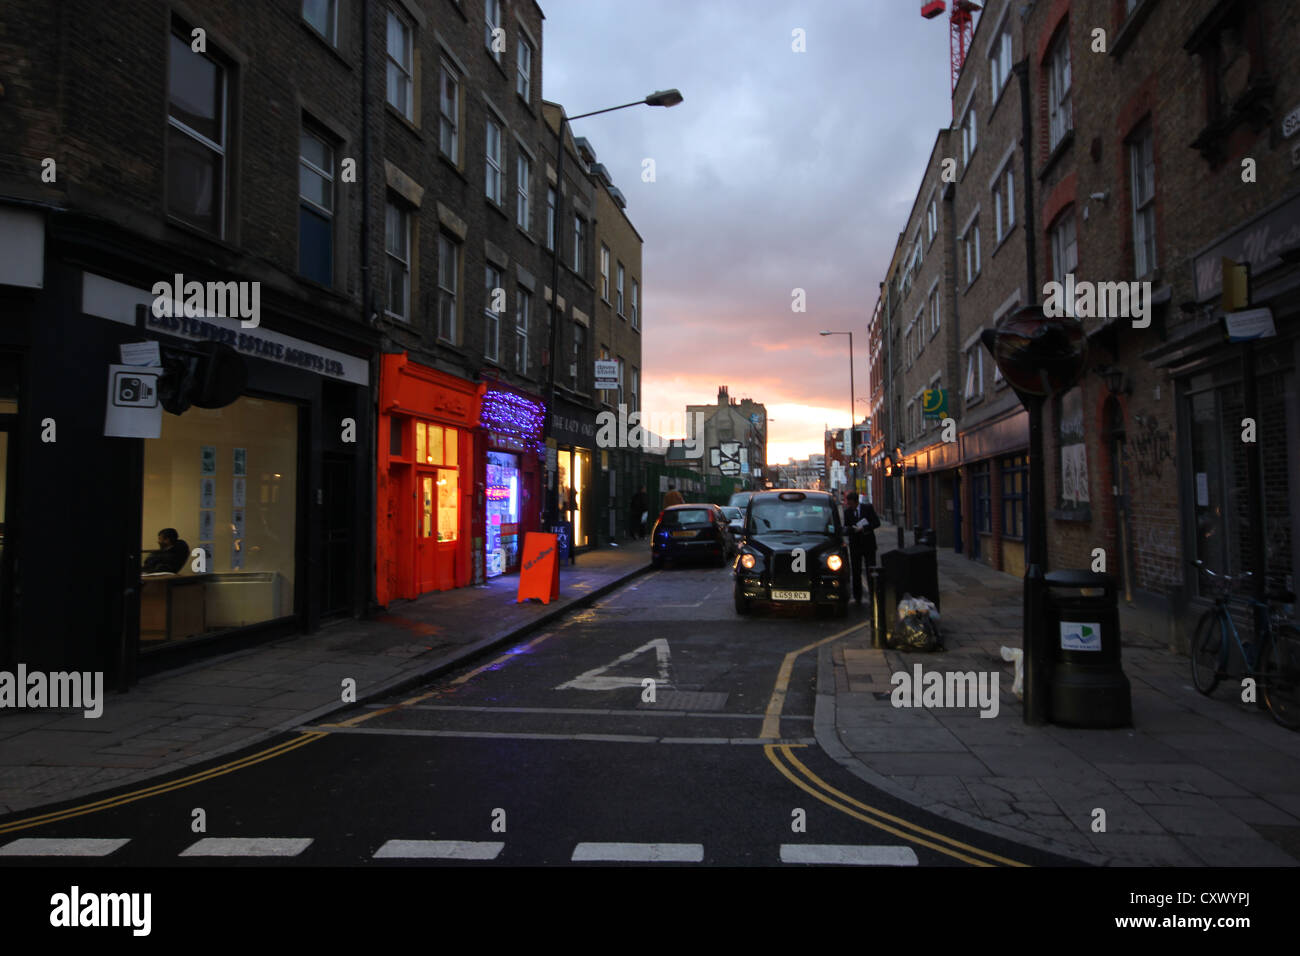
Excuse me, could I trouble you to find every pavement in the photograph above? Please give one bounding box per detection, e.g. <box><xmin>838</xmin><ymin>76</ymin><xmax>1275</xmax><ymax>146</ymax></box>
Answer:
<box><xmin>0</xmin><ymin>545</ymin><xmax>652</xmax><ymax>817</ymax></box>
<box><xmin>3</xmin><ymin>523</ymin><xmax>1299</xmax><ymax>867</ymax></box>
<box><xmin>820</xmin><ymin>523</ymin><xmax>1300</xmax><ymax>867</ymax></box>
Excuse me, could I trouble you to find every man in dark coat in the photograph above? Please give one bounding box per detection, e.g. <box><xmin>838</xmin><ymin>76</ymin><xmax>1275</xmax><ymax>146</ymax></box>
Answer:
<box><xmin>629</xmin><ymin>486</ymin><xmax>648</xmax><ymax>539</ymax></box>
<box><xmin>843</xmin><ymin>492</ymin><xmax>881</xmax><ymax>604</ymax></box>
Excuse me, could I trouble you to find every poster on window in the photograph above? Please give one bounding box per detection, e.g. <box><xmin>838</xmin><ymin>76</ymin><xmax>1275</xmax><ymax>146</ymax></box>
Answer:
<box><xmin>1061</xmin><ymin>443</ymin><xmax>1090</xmax><ymax>505</ymax></box>
<box><xmin>198</xmin><ymin>509</ymin><xmax>215</xmax><ymax>540</ymax></box>
<box><xmin>197</xmin><ymin>542</ymin><xmax>213</xmax><ymax>572</ymax></box>
<box><xmin>233</xmin><ymin>448</ymin><xmax>247</xmax><ymax>477</ymax></box>
<box><xmin>201</xmin><ymin>445</ymin><xmax>217</xmax><ymax>476</ymax></box>
<box><xmin>232</xmin><ymin>477</ymin><xmax>246</xmax><ymax>508</ymax></box>
<box><xmin>199</xmin><ymin>478</ymin><xmax>216</xmax><ymax>509</ymax></box>
<box><xmin>231</xmin><ymin>508</ymin><xmax>245</xmax><ymax>537</ymax></box>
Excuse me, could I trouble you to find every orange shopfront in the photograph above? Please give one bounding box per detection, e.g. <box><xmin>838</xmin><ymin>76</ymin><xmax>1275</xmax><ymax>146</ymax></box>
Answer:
<box><xmin>377</xmin><ymin>353</ymin><xmax>484</xmax><ymax>603</ymax></box>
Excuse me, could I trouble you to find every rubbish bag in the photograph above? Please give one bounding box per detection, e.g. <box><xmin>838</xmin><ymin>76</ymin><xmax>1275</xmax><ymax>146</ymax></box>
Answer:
<box><xmin>893</xmin><ymin>593</ymin><xmax>942</xmax><ymax>651</ymax></box>
<box><xmin>1000</xmin><ymin>646</ymin><xmax>1024</xmax><ymax>698</ymax></box>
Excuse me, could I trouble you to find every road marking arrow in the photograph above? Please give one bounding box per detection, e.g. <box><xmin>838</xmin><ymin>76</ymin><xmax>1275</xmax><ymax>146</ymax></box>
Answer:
<box><xmin>555</xmin><ymin>638</ymin><xmax>672</xmax><ymax>691</ymax></box>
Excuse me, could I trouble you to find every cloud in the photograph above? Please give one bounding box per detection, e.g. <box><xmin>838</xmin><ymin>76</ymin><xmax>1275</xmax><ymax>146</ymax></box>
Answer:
<box><xmin>543</xmin><ymin>0</ymin><xmax>955</xmax><ymax>457</ymax></box>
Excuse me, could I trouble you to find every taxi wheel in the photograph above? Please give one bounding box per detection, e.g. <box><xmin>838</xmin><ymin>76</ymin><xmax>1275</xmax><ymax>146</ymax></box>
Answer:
<box><xmin>734</xmin><ymin>589</ymin><xmax>751</xmax><ymax>615</ymax></box>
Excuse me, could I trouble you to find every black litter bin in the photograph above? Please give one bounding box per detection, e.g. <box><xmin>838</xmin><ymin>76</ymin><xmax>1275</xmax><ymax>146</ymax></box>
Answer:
<box><xmin>878</xmin><ymin>545</ymin><xmax>940</xmax><ymax>644</ymax></box>
<box><xmin>1045</xmin><ymin>570</ymin><xmax>1131</xmax><ymax>727</ymax></box>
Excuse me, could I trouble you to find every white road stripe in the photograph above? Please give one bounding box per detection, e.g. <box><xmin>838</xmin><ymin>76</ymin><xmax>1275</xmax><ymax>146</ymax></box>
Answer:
<box><xmin>179</xmin><ymin>837</ymin><xmax>313</xmax><ymax>857</ymax></box>
<box><xmin>313</xmin><ymin>725</ymin><xmax>815</xmax><ymax>745</ymax></box>
<box><xmin>780</xmin><ymin>844</ymin><xmax>919</xmax><ymax>866</ymax></box>
<box><xmin>374</xmin><ymin>840</ymin><xmax>504</xmax><ymax>860</ymax></box>
<box><xmin>370</xmin><ymin>704</ymin><xmax>812</xmax><ymax>721</ymax></box>
<box><xmin>572</xmin><ymin>842</ymin><xmax>703</xmax><ymax>863</ymax></box>
<box><xmin>0</xmin><ymin>838</ymin><xmax>129</xmax><ymax>857</ymax></box>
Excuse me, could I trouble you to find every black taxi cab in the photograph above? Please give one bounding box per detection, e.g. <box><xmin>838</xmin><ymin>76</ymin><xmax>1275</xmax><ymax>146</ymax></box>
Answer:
<box><xmin>733</xmin><ymin>490</ymin><xmax>849</xmax><ymax>616</ymax></box>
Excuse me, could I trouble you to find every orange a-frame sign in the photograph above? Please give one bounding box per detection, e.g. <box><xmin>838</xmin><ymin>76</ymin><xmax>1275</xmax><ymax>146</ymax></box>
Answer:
<box><xmin>517</xmin><ymin>532</ymin><xmax>560</xmax><ymax>604</ymax></box>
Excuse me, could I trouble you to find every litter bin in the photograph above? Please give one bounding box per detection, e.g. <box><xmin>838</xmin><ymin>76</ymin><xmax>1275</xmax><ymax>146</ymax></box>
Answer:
<box><xmin>1044</xmin><ymin>570</ymin><xmax>1131</xmax><ymax>727</ymax></box>
<box><xmin>879</xmin><ymin>545</ymin><xmax>940</xmax><ymax>644</ymax></box>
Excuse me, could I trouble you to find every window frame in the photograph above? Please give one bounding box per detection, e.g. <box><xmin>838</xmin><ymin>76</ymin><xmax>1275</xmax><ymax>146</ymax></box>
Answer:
<box><xmin>1047</xmin><ymin>26</ymin><xmax>1073</xmax><ymax>152</ymax></box>
<box><xmin>485</xmin><ymin>0</ymin><xmax>503</xmax><ymax>62</ymax></box>
<box><xmin>546</xmin><ymin>186</ymin><xmax>556</xmax><ymax>250</ymax></box>
<box><xmin>1129</xmin><ymin>123</ymin><xmax>1157</xmax><ymax>278</ymax></box>
<box><xmin>630</xmin><ymin>278</ymin><xmax>639</xmax><ymax>329</ymax></box>
<box><xmin>485</xmin><ymin>116</ymin><xmax>503</xmax><ymax>205</ymax></box>
<box><xmin>484</xmin><ymin>264</ymin><xmax>503</xmax><ymax>363</ymax></box>
<box><xmin>166</xmin><ymin>27</ymin><xmax>230</xmax><ymax>238</ymax></box>
<box><xmin>516</xmin><ymin>33</ymin><xmax>533</xmax><ymax>101</ymax></box>
<box><xmin>515</xmin><ymin>287</ymin><xmax>530</xmax><ymax>375</ymax></box>
<box><xmin>439</xmin><ymin>61</ymin><xmax>460</xmax><ymax>162</ymax></box>
<box><xmin>384</xmin><ymin>199</ymin><xmax>411</xmax><ymax>322</ymax></box>
<box><xmin>385</xmin><ymin>8</ymin><xmax>414</xmax><ymax>121</ymax></box>
<box><xmin>298</xmin><ymin>126</ymin><xmax>336</xmax><ymax>285</ymax></box>
<box><xmin>516</xmin><ymin>149</ymin><xmax>531</xmax><ymax>229</ymax></box>
<box><xmin>302</xmin><ymin>0</ymin><xmax>338</xmax><ymax>46</ymax></box>
<box><xmin>437</xmin><ymin>233</ymin><xmax>459</xmax><ymax>343</ymax></box>
<box><xmin>616</xmin><ymin>262</ymin><xmax>625</xmax><ymax>315</ymax></box>
<box><xmin>600</xmin><ymin>244</ymin><xmax>611</xmax><ymax>301</ymax></box>
<box><xmin>1049</xmin><ymin>206</ymin><xmax>1078</xmax><ymax>289</ymax></box>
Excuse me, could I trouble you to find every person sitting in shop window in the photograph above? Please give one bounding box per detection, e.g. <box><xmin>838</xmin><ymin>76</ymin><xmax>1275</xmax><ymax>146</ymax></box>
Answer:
<box><xmin>143</xmin><ymin>528</ymin><xmax>190</xmax><ymax>574</ymax></box>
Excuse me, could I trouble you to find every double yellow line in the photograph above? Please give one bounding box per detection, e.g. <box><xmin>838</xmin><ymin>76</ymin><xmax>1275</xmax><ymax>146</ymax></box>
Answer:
<box><xmin>759</xmin><ymin>622</ymin><xmax>1027</xmax><ymax>867</ymax></box>
<box><xmin>765</xmin><ymin>743</ymin><xmax>1026</xmax><ymax>866</ymax></box>
<box><xmin>0</xmin><ymin>732</ymin><xmax>327</xmax><ymax>835</ymax></box>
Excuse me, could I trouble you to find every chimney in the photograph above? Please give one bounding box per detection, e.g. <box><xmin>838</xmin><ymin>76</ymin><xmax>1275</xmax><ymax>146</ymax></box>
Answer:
<box><xmin>718</xmin><ymin>385</ymin><xmax>729</xmax><ymax>404</ymax></box>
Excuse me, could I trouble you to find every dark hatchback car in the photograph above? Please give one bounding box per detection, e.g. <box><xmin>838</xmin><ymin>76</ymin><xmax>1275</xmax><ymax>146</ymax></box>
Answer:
<box><xmin>651</xmin><ymin>504</ymin><xmax>734</xmax><ymax>568</ymax></box>
<box><xmin>733</xmin><ymin>489</ymin><xmax>849</xmax><ymax>616</ymax></box>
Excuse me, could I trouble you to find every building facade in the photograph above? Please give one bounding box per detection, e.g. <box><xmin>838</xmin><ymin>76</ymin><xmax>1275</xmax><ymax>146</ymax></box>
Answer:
<box><xmin>871</xmin><ymin>0</ymin><xmax>1299</xmax><ymax>650</ymax></box>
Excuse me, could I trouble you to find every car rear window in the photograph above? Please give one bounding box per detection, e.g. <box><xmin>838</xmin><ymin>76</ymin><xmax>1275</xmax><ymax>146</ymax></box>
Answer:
<box><xmin>749</xmin><ymin>500</ymin><xmax>836</xmax><ymax>534</ymax></box>
<box><xmin>660</xmin><ymin>508</ymin><xmax>713</xmax><ymax>528</ymax></box>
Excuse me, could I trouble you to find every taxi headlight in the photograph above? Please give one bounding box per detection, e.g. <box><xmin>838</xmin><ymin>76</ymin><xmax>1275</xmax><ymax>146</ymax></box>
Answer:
<box><xmin>826</xmin><ymin>554</ymin><xmax>843</xmax><ymax>572</ymax></box>
<box><xmin>741</xmin><ymin>553</ymin><xmax>757</xmax><ymax>570</ymax></box>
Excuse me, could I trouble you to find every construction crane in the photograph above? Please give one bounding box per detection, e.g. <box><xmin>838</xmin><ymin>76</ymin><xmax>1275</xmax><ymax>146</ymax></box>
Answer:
<box><xmin>921</xmin><ymin>0</ymin><xmax>983</xmax><ymax>116</ymax></box>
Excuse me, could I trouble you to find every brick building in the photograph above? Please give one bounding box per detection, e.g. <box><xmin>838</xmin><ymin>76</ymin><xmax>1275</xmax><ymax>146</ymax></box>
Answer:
<box><xmin>590</xmin><ymin>147</ymin><xmax>644</xmax><ymax>540</ymax></box>
<box><xmin>0</xmin><ymin>0</ymin><xmax>380</xmax><ymax>680</ymax></box>
<box><xmin>869</xmin><ymin>0</ymin><xmax>1299</xmax><ymax>650</ymax></box>
<box><xmin>0</xmin><ymin>0</ymin><xmax>656</xmax><ymax>682</ymax></box>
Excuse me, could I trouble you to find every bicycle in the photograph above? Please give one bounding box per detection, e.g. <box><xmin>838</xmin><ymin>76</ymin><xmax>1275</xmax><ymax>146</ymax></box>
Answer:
<box><xmin>1189</xmin><ymin>560</ymin><xmax>1300</xmax><ymax>731</ymax></box>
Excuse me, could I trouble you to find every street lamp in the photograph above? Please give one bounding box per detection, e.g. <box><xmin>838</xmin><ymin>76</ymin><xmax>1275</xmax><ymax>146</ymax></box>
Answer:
<box><xmin>981</xmin><ymin>304</ymin><xmax>1088</xmax><ymax>725</ymax></box>
<box><xmin>819</xmin><ymin>331</ymin><xmax>855</xmax><ymax>496</ymax></box>
<box><xmin>542</xmin><ymin>89</ymin><xmax>682</xmax><ymax>524</ymax></box>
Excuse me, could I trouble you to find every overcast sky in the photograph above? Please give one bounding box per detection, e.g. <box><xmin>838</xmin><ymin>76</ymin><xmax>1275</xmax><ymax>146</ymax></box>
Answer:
<box><xmin>541</xmin><ymin>0</ymin><xmax>960</xmax><ymax>463</ymax></box>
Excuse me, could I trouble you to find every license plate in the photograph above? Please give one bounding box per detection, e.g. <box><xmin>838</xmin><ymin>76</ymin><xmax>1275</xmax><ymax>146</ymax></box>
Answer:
<box><xmin>771</xmin><ymin>589</ymin><xmax>811</xmax><ymax>601</ymax></box>
<box><xmin>671</xmin><ymin>530</ymin><xmax>696</xmax><ymax>539</ymax></box>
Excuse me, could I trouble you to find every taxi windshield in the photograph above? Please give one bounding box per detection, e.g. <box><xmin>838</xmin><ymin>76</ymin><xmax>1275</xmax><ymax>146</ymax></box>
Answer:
<box><xmin>748</xmin><ymin>500</ymin><xmax>836</xmax><ymax>534</ymax></box>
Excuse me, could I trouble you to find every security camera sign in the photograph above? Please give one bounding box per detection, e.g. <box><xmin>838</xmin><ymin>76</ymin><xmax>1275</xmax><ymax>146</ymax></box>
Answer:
<box><xmin>105</xmin><ymin>364</ymin><xmax>162</xmax><ymax>438</ymax></box>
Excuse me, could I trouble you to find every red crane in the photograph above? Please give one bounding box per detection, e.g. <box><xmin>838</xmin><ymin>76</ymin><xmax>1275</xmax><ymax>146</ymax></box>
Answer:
<box><xmin>921</xmin><ymin>0</ymin><xmax>983</xmax><ymax>116</ymax></box>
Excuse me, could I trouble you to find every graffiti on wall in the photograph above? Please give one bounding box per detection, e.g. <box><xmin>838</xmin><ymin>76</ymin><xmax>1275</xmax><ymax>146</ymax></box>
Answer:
<box><xmin>1131</xmin><ymin>415</ymin><xmax>1173</xmax><ymax>480</ymax></box>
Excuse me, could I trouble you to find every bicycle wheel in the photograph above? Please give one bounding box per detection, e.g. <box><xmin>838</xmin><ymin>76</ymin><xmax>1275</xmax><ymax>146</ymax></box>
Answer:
<box><xmin>1189</xmin><ymin>607</ymin><xmax>1224</xmax><ymax>695</ymax></box>
<box><xmin>1263</xmin><ymin>624</ymin><xmax>1300</xmax><ymax>731</ymax></box>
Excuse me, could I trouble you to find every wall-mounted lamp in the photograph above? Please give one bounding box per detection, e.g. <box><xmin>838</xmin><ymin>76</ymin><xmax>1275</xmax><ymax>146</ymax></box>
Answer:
<box><xmin>1095</xmin><ymin>364</ymin><xmax>1132</xmax><ymax>396</ymax></box>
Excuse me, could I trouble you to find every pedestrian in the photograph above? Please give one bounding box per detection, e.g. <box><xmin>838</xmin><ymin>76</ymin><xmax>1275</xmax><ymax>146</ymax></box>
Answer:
<box><xmin>662</xmin><ymin>483</ymin><xmax>684</xmax><ymax>507</ymax></box>
<box><xmin>629</xmin><ymin>485</ymin><xmax>648</xmax><ymax>539</ymax></box>
<box><xmin>843</xmin><ymin>491</ymin><xmax>881</xmax><ymax>605</ymax></box>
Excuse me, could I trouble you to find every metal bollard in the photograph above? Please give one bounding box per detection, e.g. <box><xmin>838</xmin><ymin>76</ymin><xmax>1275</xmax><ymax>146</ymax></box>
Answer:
<box><xmin>868</xmin><ymin>566</ymin><xmax>886</xmax><ymax>648</ymax></box>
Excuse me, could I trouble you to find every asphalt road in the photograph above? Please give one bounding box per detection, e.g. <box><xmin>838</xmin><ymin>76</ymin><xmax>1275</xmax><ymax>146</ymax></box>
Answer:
<box><xmin>0</xmin><ymin>562</ymin><xmax>1078</xmax><ymax>867</ymax></box>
